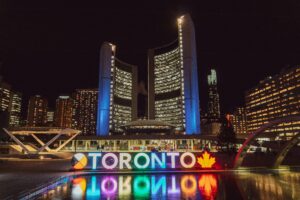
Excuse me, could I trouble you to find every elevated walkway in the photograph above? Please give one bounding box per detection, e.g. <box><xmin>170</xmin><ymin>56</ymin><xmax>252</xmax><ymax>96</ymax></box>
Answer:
<box><xmin>3</xmin><ymin>127</ymin><xmax>81</xmax><ymax>155</ymax></box>
<box><xmin>10</xmin><ymin>144</ymin><xmax>37</xmax><ymax>153</ymax></box>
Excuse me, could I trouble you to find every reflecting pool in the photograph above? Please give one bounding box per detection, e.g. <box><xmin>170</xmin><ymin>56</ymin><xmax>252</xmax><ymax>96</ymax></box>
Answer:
<box><xmin>37</xmin><ymin>172</ymin><xmax>300</xmax><ymax>200</ymax></box>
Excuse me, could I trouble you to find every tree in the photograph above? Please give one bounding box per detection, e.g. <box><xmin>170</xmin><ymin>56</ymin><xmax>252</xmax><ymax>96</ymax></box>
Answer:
<box><xmin>217</xmin><ymin>115</ymin><xmax>237</xmax><ymax>153</ymax></box>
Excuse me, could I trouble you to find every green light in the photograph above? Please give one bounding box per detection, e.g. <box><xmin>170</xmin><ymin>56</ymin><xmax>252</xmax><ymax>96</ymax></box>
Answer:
<box><xmin>133</xmin><ymin>176</ymin><xmax>150</xmax><ymax>198</ymax></box>
<box><xmin>134</xmin><ymin>153</ymin><xmax>150</xmax><ymax>169</ymax></box>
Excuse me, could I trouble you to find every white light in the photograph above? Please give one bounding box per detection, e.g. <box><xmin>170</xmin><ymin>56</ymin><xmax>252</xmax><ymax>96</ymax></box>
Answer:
<box><xmin>102</xmin><ymin>153</ymin><xmax>118</xmax><ymax>169</ymax></box>
<box><xmin>166</xmin><ymin>152</ymin><xmax>179</xmax><ymax>168</ymax></box>
<box><xmin>177</xmin><ymin>16</ymin><xmax>184</xmax><ymax>24</ymax></box>
<box><xmin>111</xmin><ymin>44</ymin><xmax>116</xmax><ymax>52</ymax></box>
<box><xmin>180</xmin><ymin>152</ymin><xmax>196</xmax><ymax>168</ymax></box>
<box><xmin>88</xmin><ymin>153</ymin><xmax>102</xmax><ymax>169</ymax></box>
<box><xmin>119</xmin><ymin>153</ymin><xmax>132</xmax><ymax>169</ymax></box>
<box><xmin>168</xmin><ymin>175</ymin><xmax>180</xmax><ymax>194</ymax></box>
<box><xmin>119</xmin><ymin>176</ymin><xmax>132</xmax><ymax>196</ymax></box>
<box><xmin>134</xmin><ymin>153</ymin><xmax>150</xmax><ymax>169</ymax></box>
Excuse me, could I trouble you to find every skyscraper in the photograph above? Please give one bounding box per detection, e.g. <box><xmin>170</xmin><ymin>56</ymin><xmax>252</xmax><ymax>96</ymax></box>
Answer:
<box><xmin>245</xmin><ymin>66</ymin><xmax>300</xmax><ymax>140</ymax></box>
<box><xmin>232</xmin><ymin>107</ymin><xmax>247</xmax><ymax>135</ymax></box>
<box><xmin>73</xmin><ymin>89</ymin><xmax>98</xmax><ymax>135</ymax></box>
<box><xmin>207</xmin><ymin>69</ymin><xmax>220</xmax><ymax>121</ymax></box>
<box><xmin>46</xmin><ymin>110</ymin><xmax>54</xmax><ymax>126</ymax></box>
<box><xmin>8</xmin><ymin>91</ymin><xmax>22</xmax><ymax>127</ymax></box>
<box><xmin>54</xmin><ymin>95</ymin><xmax>73</xmax><ymax>128</ymax></box>
<box><xmin>27</xmin><ymin>95</ymin><xmax>48</xmax><ymax>126</ymax></box>
<box><xmin>148</xmin><ymin>14</ymin><xmax>200</xmax><ymax>134</ymax></box>
<box><xmin>97</xmin><ymin>43</ymin><xmax>138</xmax><ymax>136</ymax></box>
<box><xmin>0</xmin><ymin>81</ymin><xmax>11</xmax><ymax>112</ymax></box>
<box><xmin>0</xmin><ymin>79</ymin><xmax>22</xmax><ymax>127</ymax></box>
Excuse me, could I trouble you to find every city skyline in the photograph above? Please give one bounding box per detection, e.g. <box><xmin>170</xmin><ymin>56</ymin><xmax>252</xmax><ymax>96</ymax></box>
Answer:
<box><xmin>0</xmin><ymin>2</ymin><xmax>300</xmax><ymax>199</ymax></box>
<box><xmin>1</xmin><ymin>1</ymin><xmax>300</xmax><ymax>113</ymax></box>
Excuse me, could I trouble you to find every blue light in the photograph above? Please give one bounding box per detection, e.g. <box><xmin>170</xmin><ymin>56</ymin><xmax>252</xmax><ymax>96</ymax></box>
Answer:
<box><xmin>151</xmin><ymin>176</ymin><xmax>166</xmax><ymax>196</ymax></box>
<box><xmin>97</xmin><ymin>43</ymin><xmax>113</xmax><ymax>136</ymax></box>
<box><xmin>182</xmin><ymin>15</ymin><xmax>201</xmax><ymax>135</ymax></box>
<box><xmin>88</xmin><ymin>153</ymin><xmax>102</xmax><ymax>169</ymax></box>
<box><xmin>86</xmin><ymin>176</ymin><xmax>100</xmax><ymax>199</ymax></box>
<box><xmin>151</xmin><ymin>153</ymin><xmax>166</xmax><ymax>169</ymax></box>
<box><xmin>183</xmin><ymin>58</ymin><xmax>200</xmax><ymax>135</ymax></box>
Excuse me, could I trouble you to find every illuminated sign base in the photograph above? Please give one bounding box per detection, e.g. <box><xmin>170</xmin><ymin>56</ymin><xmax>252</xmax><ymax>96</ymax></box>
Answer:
<box><xmin>71</xmin><ymin>151</ymin><xmax>217</xmax><ymax>171</ymax></box>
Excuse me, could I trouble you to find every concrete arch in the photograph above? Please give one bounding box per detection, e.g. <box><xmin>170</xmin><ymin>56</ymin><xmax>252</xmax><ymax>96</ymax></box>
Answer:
<box><xmin>273</xmin><ymin>132</ymin><xmax>300</xmax><ymax>168</ymax></box>
<box><xmin>233</xmin><ymin>115</ymin><xmax>300</xmax><ymax>169</ymax></box>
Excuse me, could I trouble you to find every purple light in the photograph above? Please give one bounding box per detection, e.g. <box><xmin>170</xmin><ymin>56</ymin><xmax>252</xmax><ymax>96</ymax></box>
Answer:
<box><xmin>101</xmin><ymin>176</ymin><xmax>118</xmax><ymax>196</ymax></box>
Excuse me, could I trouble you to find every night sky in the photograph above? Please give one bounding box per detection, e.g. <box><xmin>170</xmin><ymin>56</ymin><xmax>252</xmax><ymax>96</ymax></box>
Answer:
<box><xmin>1</xmin><ymin>1</ymin><xmax>300</xmax><ymax>115</ymax></box>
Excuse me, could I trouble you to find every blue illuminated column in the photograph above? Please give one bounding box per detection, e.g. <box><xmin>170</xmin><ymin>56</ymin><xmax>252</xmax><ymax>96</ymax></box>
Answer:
<box><xmin>97</xmin><ymin>42</ymin><xmax>115</xmax><ymax>136</ymax></box>
<box><xmin>178</xmin><ymin>14</ymin><xmax>201</xmax><ymax>134</ymax></box>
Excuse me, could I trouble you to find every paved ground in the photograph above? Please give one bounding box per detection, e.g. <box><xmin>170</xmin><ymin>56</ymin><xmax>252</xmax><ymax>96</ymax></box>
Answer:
<box><xmin>0</xmin><ymin>159</ymin><xmax>73</xmax><ymax>199</ymax></box>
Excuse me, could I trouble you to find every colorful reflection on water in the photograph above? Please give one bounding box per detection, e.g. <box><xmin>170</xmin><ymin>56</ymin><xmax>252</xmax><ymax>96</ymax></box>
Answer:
<box><xmin>38</xmin><ymin>172</ymin><xmax>300</xmax><ymax>200</ymax></box>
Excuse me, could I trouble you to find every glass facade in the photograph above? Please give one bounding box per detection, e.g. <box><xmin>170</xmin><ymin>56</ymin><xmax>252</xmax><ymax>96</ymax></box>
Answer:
<box><xmin>72</xmin><ymin>89</ymin><xmax>98</xmax><ymax>135</ymax></box>
<box><xmin>207</xmin><ymin>69</ymin><xmax>220</xmax><ymax>121</ymax></box>
<box><xmin>153</xmin><ymin>47</ymin><xmax>185</xmax><ymax>130</ymax></box>
<box><xmin>0</xmin><ymin>82</ymin><xmax>11</xmax><ymax>112</ymax></box>
<box><xmin>110</xmin><ymin>59</ymin><xmax>136</xmax><ymax>133</ymax></box>
<box><xmin>54</xmin><ymin>96</ymin><xmax>73</xmax><ymax>128</ymax></box>
<box><xmin>27</xmin><ymin>95</ymin><xmax>48</xmax><ymax>126</ymax></box>
<box><xmin>8</xmin><ymin>92</ymin><xmax>22</xmax><ymax>127</ymax></box>
<box><xmin>0</xmin><ymin>81</ymin><xmax>22</xmax><ymax>127</ymax></box>
<box><xmin>97</xmin><ymin>42</ymin><xmax>137</xmax><ymax>136</ymax></box>
<box><xmin>233</xmin><ymin>107</ymin><xmax>247</xmax><ymax>135</ymax></box>
<box><xmin>245</xmin><ymin>66</ymin><xmax>300</xmax><ymax>140</ymax></box>
<box><xmin>148</xmin><ymin>14</ymin><xmax>201</xmax><ymax>134</ymax></box>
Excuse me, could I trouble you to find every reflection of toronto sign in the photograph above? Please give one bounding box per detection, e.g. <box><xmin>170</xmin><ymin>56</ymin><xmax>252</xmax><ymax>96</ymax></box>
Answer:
<box><xmin>72</xmin><ymin>151</ymin><xmax>216</xmax><ymax>170</ymax></box>
<box><xmin>71</xmin><ymin>174</ymin><xmax>218</xmax><ymax>199</ymax></box>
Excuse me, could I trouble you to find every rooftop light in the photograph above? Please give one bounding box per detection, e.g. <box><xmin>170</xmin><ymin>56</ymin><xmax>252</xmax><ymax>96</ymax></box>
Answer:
<box><xmin>177</xmin><ymin>16</ymin><xmax>184</xmax><ymax>24</ymax></box>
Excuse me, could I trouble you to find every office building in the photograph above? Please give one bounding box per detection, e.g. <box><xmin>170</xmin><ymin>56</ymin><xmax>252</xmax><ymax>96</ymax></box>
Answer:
<box><xmin>0</xmin><ymin>79</ymin><xmax>22</xmax><ymax>127</ymax></box>
<box><xmin>8</xmin><ymin>92</ymin><xmax>22</xmax><ymax>126</ymax></box>
<box><xmin>207</xmin><ymin>69</ymin><xmax>220</xmax><ymax>121</ymax></box>
<box><xmin>73</xmin><ymin>89</ymin><xmax>98</xmax><ymax>135</ymax></box>
<box><xmin>245</xmin><ymin>66</ymin><xmax>300</xmax><ymax>140</ymax></box>
<box><xmin>27</xmin><ymin>95</ymin><xmax>48</xmax><ymax>126</ymax></box>
<box><xmin>232</xmin><ymin>107</ymin><xmax>247</xmax><ymax>135</ymax></box>
<box><xmin>97</xmin><ymin>43</ymin><xmax>138</xmax><ymax>135</ymax></box>
<box><xmin>54</xmin><ymin>95</ymin><xmax>73</xmax><ymax>128</ymax></box>
<box><xmin>0</xmin><ymin>81</ymin><xmax>11</xmax><ymax>112</ymax></box>
<box><xmin>148</xmin><ymin>14</ymin><xmax>200</xmax><ymax>134</ymax></box>
<box><xmin>46</xmin><ymin>110</ymin><xmax>54</xmax><ymax>126</ymax></box>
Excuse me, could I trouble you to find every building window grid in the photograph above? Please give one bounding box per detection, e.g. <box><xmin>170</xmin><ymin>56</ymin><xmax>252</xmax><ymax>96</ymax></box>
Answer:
<box><xmin>246</xmin><ymin>67</ymin><xmax>300</xmax><ymax>140</ymax></box>
<box><xmin>109</xmin><ymin>55</ymin><xmax>134</xmax><ymax>133</ymax></box>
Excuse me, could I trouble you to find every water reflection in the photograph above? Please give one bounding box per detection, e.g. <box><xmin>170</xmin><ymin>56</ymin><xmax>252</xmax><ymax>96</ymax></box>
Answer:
<box><xmin>236</xmin><ymin>172</ymin><xmax>300</xmax><ymax>200</ymax></box>
<box><xmin>39</xmin><ymin>172</ymin><xmax>300</xmax><ymax>200</ymax></box>
<box><xmin>199</xmin><ymin>174</ymin><xmax>218</xmax><ymax>199</ymax></box>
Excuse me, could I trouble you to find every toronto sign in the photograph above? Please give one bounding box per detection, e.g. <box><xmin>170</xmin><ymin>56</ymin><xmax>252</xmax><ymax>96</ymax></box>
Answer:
<box><xmin>71</xmin><ymin>151</ymin><xmax>217</xmax><ymax>170</ymax></box>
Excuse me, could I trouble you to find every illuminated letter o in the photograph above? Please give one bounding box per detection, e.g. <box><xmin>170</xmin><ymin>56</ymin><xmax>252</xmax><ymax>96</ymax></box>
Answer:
<box><xmin>102</xmin><ymin>153</ymin><xmax>118</xmax><ymax>169</ymax></box>
<box><xmin>101</xmin><ymin>177</ymin><xmax>117</xmax><ymax>194</ymax></box>
<box><xmin>134</xmin><ymin>153</ymin><xmax>150</xmax><ymax>169</ymax></box>
<box><xmin>180</xmin><ymin>152</ymin><xmax>196</xmax><ymax>168</ymax></box>
<box><xmin>181</xmin><ymin>175</ymin><xmax>197</xmax><ymax>195</ymax></box>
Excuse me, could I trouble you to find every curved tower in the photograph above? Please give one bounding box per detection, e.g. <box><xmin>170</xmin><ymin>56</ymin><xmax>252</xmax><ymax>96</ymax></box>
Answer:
<box><xmin>97</xmin><ymin>42</ymin><xmax>138</xmax><ymax>136</ymax></box>
<box><xmin>148</xmin><ymin>14</ymin><xmax>200</xmax><ymax>134</ymax></box>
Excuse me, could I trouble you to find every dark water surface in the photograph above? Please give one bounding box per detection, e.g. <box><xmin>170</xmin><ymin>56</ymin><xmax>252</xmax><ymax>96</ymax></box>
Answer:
<box><xmin>37</xmin><ymin>171</ymin><xmax>300</xmax><ymax>200</ymax></box>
